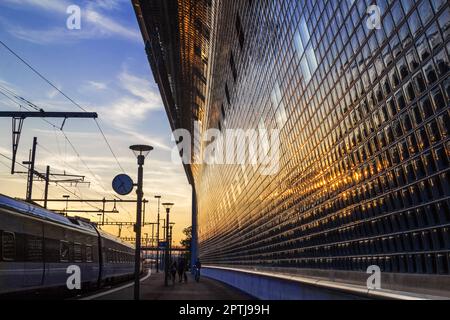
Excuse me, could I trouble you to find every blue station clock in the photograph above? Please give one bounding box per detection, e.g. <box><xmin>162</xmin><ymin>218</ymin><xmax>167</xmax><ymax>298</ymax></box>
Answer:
<box><xmin>112</xmin><ymin>174</ymin><xmax>134</xmax><ymax>196</ymax></box>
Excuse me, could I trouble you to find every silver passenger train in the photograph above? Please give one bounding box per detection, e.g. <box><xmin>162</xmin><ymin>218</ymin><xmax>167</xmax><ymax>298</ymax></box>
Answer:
<box><xmin>0</xmin><ymin>194</ymin><xmax>140</xmax><ymax>296</ymax></box>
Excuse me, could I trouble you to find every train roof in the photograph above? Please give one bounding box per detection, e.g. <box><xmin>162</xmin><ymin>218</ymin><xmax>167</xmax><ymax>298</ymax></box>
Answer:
<box><xmin>0</xmin><ymin>194</ymin><xmax>96</xmax><ymax>234</ymax></box>
<box><xmin>0</xmin><ymin>194</ymin><xmax>134</xmax><ymax>248</ymax></box>
<box><xmin>98</xmin><ymin>228</ymin><xmax>135</xmax><ymax>250</ymax></box>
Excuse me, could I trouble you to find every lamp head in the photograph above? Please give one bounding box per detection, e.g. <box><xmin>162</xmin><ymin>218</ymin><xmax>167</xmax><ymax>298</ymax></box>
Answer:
<box><xmin>130</xmin><ymin>144</ymin><xmax>153</xmax><ymax>158</ymax></box>
<box><xmin>162</xmin><ymin>202</ymin><xmax>174</xmax><ymax>213</ymax></box>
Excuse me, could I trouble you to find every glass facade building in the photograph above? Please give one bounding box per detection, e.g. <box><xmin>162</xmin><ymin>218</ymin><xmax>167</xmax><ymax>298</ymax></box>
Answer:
<box><xmin>134</xmin><ymin>0</ymin><xmax>450</xmax><ymax>295</ymax></box>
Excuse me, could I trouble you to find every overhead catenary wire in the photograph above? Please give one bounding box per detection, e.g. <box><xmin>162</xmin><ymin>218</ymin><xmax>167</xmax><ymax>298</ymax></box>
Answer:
<box><xmin>37</xmin><ymin>142</ymin><xmax>132</xmax><ymax>221</ymax></box>
<box><xmin>0</xmin><ymin>86</ymin><xmax>106</xmax><ymax>190</ymax></box>
<box><xmin>0</xmin><ymin>40</ymin><xmax>88</xmax><ymax>112</ymax></box>
<box><xmin>0</xmin><ymin>41</ymin><xmax>133</xmax><ymax>220</ymax></box>
<box><xmin>0</xmin><ymin>41</ymin><xmax>139</xmax><ymax>223</ymax></box>
<box><xmin>0</xmin><ymin>151</ymin><xmax>100</xmax><ymax>220</ymax></box>
<box><xmin>0</xmin><ymin>88</ymin><xmax>130</xmax><ymax>222</ymax></box>
<box><xmin>0</xmin><ymin>152</ymin><xmax>109</xmax><ymax>222</ymax></box>
<box><xmin>0</xmin><ymin>40</ymin><xmax>127</xmax><ymax>176</ymax></box>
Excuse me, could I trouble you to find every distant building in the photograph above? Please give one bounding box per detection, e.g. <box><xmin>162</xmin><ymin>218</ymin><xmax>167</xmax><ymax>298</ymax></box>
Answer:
<box><xmin>133</xmin><ymin>0</ymin><xmax>450</xmax><ymax>296</ymax></box>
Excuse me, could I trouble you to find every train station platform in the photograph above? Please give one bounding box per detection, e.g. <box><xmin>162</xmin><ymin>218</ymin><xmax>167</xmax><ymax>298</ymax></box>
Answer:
<box><xmin>81</xmin><ymin>270</ymin><xmax>253</xmax><ymax>300</ymax></box>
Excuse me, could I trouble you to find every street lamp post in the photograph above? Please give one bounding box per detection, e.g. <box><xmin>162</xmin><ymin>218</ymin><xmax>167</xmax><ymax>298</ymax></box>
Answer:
<box><xmin>162</xmin><ymin>202</ymin><xmax>174</xmax><ymax>286</ymax></box>
<box><xmin>169</xmin><ymin>222</ymin><xmax>175</xmax><ymax>261</ymax></box>
<box><xmin>130</xmin><ymin>144</ymin><xmax>153</xmax><ymax>301</ymax></box>
<box><xmin>160</xmin><ymin>218</ymin><xmax>165</xmax><ymax>271</ymax></box>
<box><xmin>155</xmin><ymin>195</ymin><xmax>161</xmax><ymax>272</ymax></box>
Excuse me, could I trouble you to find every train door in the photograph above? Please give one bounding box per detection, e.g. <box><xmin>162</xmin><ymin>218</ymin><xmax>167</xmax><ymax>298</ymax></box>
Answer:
<box><xmin>22</xmin><ymin>219</ymin><xmax>44</xmax><ymax>288</ymax></box>
<box><xmin>0</xmin><ymin>210</ymin><xmax>23</xmax><ymax>295</ymax></box>
<box><xmin>43</xmin><ymin>223</ymin><xmax>67</xmax><ymax>288</ymax></box>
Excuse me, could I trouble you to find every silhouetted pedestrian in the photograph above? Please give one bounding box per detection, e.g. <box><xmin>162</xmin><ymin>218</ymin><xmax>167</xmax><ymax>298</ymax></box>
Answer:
<box><xmin>194</xmin><ymin>257</ymin><xmax>201</xmax><ymax>282</ymax></box>
<box><xmin>170</xmin><ymin>260</ymin><xmax>177</xmax><ymax>285</ymax></box>
<box><xmin>178</xmin><ymin>258</ymin><xmax>186</xmax><ymax>283</ymax></box>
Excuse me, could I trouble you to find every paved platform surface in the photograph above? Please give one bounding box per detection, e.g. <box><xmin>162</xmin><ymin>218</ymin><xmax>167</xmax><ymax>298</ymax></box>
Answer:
<box><xmin>88</xmin><ymin>270</ymin><xmax>253</xmax><ymax>300</ymax></box>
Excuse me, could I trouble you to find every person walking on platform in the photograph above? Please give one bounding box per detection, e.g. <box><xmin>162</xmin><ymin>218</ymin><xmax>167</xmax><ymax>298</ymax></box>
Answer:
<box><xmin>170</xmin><ymin>260</ymin><xmax>177</xmax><ymax>285</ymax></box>
<box><xmin>178</xmin><ymin>258</ymin><xmax>186</xmax><ymax>283</ymax></box>
<box><xmin>194</xmin><ymin>257</ymin><xmax>201</xmax><ymax>282</ymax></box>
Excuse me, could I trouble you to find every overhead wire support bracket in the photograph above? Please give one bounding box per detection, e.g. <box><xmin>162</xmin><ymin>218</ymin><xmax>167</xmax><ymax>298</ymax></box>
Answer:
<box><xmin>11</xmin><ymin>116</ymin><xmax>24</xmax><ymax>174</ymax></box>
<box><xmin>60</xmin><ymin>117</ymin><xmax>67</xmax><ymax>130</ymax></box>
<box><xmin>0</xmin><ymin>111</ymin><xmax>98</xmax><ymax>174</ymax></box>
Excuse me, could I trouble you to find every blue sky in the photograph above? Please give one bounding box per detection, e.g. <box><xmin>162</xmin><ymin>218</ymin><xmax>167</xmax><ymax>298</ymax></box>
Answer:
<box><xmin>0</xmin><ymin>0</ymin><xmax>192</xmax><ymax>243</ymax></box>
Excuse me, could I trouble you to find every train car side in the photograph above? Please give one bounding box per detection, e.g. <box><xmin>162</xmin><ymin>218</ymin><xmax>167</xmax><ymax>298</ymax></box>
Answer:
<box><xmin>0</xmin><ymin>196</ymin><xmax>99</xmax><ymax>295</ymax></box>
<box><xmin>99</xmin><ymin>230</ymin><xmax>135</xmax><ymax>285</ymax></box>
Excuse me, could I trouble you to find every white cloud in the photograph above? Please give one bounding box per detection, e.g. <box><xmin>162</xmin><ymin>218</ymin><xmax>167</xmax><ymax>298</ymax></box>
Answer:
<box><xmin>5</xmin><ymin>25</ymin><xmax>97</xmax><ymax>45</ymax></box>
<box><xmin>3</xmin><ymin>0</ymin><xmax>68</xmax><ymax>13</ymax></box>
<box><xmin>117</xmin><ymin>127</ymin><xmax>172</xmax><ymax>152</ymax></box>
<box><xmin>89</xmin><ymin>0</ymin><xmax>122</xmax><ymax>11</ymax></box>
<box><xmin>87</xmin><ymin>80</ymin><xmax>108</xmax><ymax>91</ymax></box>
<box><xmin>1</xmin><ymin>0</ymin><xmax>141</xmax><ymax>43</ymax></box>
<box><xmin>84</xmin><ymin>9</ymin><xmax>140</xmax><ymax>41</ymax></box>
<box><xmin>47</xmin><ymin>84</ymin><xmax>62</xmax><ymax>99</ymax></box>
<box><xmin>86</xmin><ymin>69</ymin><xmax>172</xmax><ymax>151</ymax></box>
<box><xmin>96</xmin><ymin>69</ymin><xmax>164</xmax><ymax>126</ymax></box>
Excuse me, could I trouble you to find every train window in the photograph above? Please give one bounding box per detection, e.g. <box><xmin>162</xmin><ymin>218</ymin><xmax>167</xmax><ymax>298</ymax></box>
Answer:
<box><xmin>2</xmin><ymin>232</ymin><xmax>16</xmax><ymax>261</ymax></box>
<box><xmin>86</xmin><ymin>245</ymin><xmax>93</xmax><ymax>262</ymax></box>
<box><xmin>26</xmin><ymin>236</ymin><xmax>43</xmax><ymax>262</ymax></box>
<box><xmin>74</xmin><ymin>243</ymin><xmax>82</xmax><ymax>262</ymax></box>
<box><xmin>60</xmin><ymin>241</ymin><xmax>70</xmax><ymax>262</ymax></box>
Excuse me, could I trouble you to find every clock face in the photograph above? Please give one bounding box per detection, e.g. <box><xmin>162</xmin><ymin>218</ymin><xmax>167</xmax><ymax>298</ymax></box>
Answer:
<box><xmin>112</xmin><ymin>174</ymin><xmax>134</xmax><ymax>196</ymax></box>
